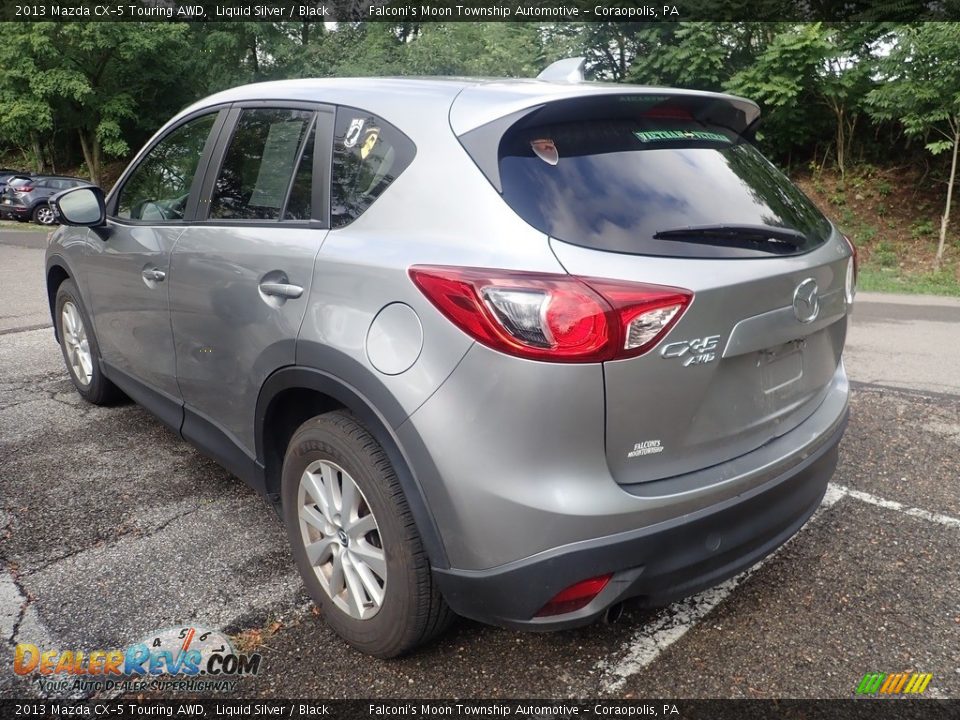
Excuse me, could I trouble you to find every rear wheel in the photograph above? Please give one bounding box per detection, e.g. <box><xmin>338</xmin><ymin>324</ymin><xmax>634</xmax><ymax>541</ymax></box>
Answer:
<box><xmin>33</xmin><ymin>204</ymin><xmax>55</xmax><ymax>225</ymax></box>
<box><xmin>281</xmin><ymin>411</ymin><xmax>453</xmax><ymax>657</ymax></box>
<box><xmin>54</xmin><ymin>280</ymin><xmax>121</xmax><ymax>405</ymax></box>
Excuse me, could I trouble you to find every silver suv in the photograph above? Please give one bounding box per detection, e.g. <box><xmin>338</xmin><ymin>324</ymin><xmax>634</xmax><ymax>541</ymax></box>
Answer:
<box><xmin>45</xmin><ymin>65</ymin><xmax>853</xmax><ymax>657</ymax></box>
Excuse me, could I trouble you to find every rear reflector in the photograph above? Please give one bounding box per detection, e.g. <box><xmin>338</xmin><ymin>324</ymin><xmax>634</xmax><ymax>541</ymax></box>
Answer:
<box><xmin>409</xmin><ymin>266</ymin><xmax>692</xmax><ymax>363</ymax></box>
<box><xmin>534</xmin><ymin>574</ymin><xmax>613</xmax><ymax>617</ymax></box>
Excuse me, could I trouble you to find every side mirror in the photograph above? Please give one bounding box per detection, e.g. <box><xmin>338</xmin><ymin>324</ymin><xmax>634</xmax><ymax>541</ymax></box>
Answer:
<box><xmin>51</xmin><ymin>186</ymin><xmax>106</xmax><ymax>227</ymax></box>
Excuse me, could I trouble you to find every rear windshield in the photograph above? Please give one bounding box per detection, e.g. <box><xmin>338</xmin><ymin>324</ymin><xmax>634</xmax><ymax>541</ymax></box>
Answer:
<box><xmin>498</xmin><ymin>118</ymin><xmax>831</xmax><ymax>258</ymax></box>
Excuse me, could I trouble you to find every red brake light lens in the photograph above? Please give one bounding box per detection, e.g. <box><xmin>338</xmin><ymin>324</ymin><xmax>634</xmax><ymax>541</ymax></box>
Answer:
<box><xmin>409</xmin><ymin>266</ymin><xmax>692</xmax><ymax>363</ymax></box>
<box><xmin>535</xmin><ymin>573</ymin><xmax>613</xmax><ymax>617</ymax></box>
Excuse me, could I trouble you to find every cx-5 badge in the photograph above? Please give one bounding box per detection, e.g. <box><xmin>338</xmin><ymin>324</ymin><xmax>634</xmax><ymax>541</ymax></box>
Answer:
<box><xmin>660</xmin><ymin>335</ymin><xmax>722</xmax><ymax>366</ymax></box>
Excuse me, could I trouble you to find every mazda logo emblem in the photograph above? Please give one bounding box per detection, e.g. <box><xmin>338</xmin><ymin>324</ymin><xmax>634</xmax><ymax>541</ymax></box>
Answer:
<box><xmin>793</xmin><ymin>278</ymin><xmax>820</xmax><ymax>323</ymax></box>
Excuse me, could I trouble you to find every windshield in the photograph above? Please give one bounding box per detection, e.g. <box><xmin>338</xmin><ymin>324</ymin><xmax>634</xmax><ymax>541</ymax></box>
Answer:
<box><xmin>498</xmin><ymin>118</ymin><xmax>831</xmax><ymax>259</ymax></box>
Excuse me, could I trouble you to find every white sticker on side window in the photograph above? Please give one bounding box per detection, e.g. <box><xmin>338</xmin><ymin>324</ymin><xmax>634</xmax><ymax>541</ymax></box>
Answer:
<box><xmin>344</xmin><ymin>118</ymin><xmax>365</xmax><ymax>148</ymax></box>
<box><xmin>360</xmin><ymin>128</ymin><xmax>381</xmax><ymax>160</ymax></box>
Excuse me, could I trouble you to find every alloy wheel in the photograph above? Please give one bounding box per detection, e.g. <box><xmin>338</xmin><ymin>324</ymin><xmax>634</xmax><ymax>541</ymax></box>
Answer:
<box><xmin>297</xmin><ymin>460</ymin><xmax>387</xmax><ymax>620</ymax></box>
<box><xmin>61</xmin><ymin>301</ymin><xmax>92</xmax><ymax>387</ymax></box>
<box><xmin>35</xmin><ymin>206</ymin><xmax>55</xmax><ymax>225</ymax></box>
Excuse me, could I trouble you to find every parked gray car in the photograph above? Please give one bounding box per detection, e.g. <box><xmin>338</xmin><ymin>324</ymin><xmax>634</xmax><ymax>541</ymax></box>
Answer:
<box><xmin>4</xmin><ymin>174</ymin><xmax>90</xmax><ymax>225</ymax></box>
<box><xmin>45</xmin><ymin>62</ymin><xmax>855</xmax><ymax>657</ymax></box>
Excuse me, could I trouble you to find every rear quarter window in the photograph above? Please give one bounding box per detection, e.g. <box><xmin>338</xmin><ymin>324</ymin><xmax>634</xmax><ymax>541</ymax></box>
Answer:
<box><xmin>330</xmin><ymin>107</ymin><xmax>415</xmax><ymax>229</ymax></box>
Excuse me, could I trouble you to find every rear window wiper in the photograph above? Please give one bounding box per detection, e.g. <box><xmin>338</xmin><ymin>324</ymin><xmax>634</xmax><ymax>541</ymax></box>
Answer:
<box><xmin>652</xmin><ymin>224</ymin><xmax>808</xmax><ymax>254</ymax></box>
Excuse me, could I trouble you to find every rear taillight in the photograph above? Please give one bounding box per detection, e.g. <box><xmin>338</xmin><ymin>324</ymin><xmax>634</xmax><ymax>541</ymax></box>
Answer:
<box><xmin>842</xmin><ymin>234</ymin><xmax>857</xmax><ymax>305</ymax></box>
<box><xmin>535</xmin><ymin>574</ymin><xmax>612</xmax><ymax>617</ymax></box>
<box><xmin>16</xmin><ymin>185</ymin><xmax>33</xmax><ymax>193</ymax></box>
<box><xmin>409</xmin><ymin>266</ymin><xmax>692</xmax><ymax>363</ymax></box>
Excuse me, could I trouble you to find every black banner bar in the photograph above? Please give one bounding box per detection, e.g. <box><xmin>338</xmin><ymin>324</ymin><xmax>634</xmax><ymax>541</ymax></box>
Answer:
<box><xmin>1</xmin><ymin>0</ymin><xmax>958</xmax><ymax>22</ymax></box>
<box><xmin>1</xmin><ymin>699</ymin><xmax>958</xmax><ymax>720</ymax></box>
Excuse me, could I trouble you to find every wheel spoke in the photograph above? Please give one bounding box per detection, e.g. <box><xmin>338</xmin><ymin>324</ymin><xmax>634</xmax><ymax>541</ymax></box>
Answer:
<box><xmin>325</xmin><ymin>462</ymin><xmax>344</xmax><ymax>513</ymax></box>
<box><xmin>340</xmin><ymin>473</ymin><xmax>358</xmax><ymax>520</ymax></box>
<box><xmin>351</xmin><ymin>541</ymin><xmax>386</xmax><ymax>579</ymax></box>
<box><xmin>78</xmin><ymin>343</ymin><xmax>92</xmax><ymax>381</ymax></box>
<box><xmin>328</xmin><ymin>549</ymin><xmax>345</xmax><ymax>597</ymax></box>
<box><xmin>342</xmin><ymin>555</ymin><xmax>368</xmax><ymax>615</ymax></box>
<box><xmin>299</xmin><ymin>503</ymin><xmax>327</xmax><ymax>531</ymax></box>
<box><xmin>353</xmin><ymin>558</ymin><xmax>384</xmax><ymax>607</ymax></box>
<box><xmin>304</xmin><ymin>535</ymin><xmax>336</xmax><ymax>566</ymax></box>
<box><xmin>301</xmin><ymin>470</ymin><xmax>334</xmax><ymax>524</ymax></box>
<box><xmin>346</xmin><ymin>514</ymin><xmax>376</xmax><ymax>539</ymax></box>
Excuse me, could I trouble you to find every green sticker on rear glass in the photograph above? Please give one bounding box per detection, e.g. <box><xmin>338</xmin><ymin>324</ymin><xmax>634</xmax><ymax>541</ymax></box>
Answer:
<box><xmin>634</xmin><ymin>130</ymin><xmax>729</xmax><ymax>143</ymax></box>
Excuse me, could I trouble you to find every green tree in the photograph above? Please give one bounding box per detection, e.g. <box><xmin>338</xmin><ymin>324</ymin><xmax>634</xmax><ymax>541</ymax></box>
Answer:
<box><xmin>725</xmin><ymin>23</ymin><xmax>883</xmax><ymax>174</ymax></box>
<box><xmin>405</xmin><ymin>23</ymin><xmax>545</xmax><ymax>77</ymax></box>
<box><xmin>867</xmin><ymin>23</ymin><xmax>960</xmax><ymax>264</ymax></box>
<box><xmin>726</xmin><ymin>24</ymin><xmax>836</xmax><ymax>166</ymax></box>
<box><xmin>0</xmin><ymin>25</ymin><xmax>55</xmax><ymax>170</ymax></box>
<box><xmin>19</xmin><ymin>23</ymin><xmax>200</xmax><ymax>185</ymax></box>
<box><xmin>624</xmin><ymin>22</ymin><xmax>731</xmax><ymax>90</ymax></box>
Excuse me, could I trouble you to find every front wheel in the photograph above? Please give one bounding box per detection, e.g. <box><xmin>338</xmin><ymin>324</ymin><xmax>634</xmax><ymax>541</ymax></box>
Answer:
<box><xmin>54</xmin><ymin>280</ymin><xmax>122</xmax><ymax>405</ymax></box>
<box><xmin>281</xmin><ymin>411</ymin><xmax>453</xmax><ymax>657</ymax></box>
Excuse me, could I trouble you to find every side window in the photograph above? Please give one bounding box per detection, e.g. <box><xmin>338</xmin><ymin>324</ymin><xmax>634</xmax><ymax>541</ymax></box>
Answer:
<box><xmin>209</xmin><ymin>108</ymin><xmax>313</xmax><ymax>221</ymax></box>
<box><xmin>331</xmin><ymin>107</ymin><xmax>415</xmax><ymax>229</ymax></box>
<box><xmin>116</xmin><ymin>113</ymin><xmax>217</xmax><ymax>221</ymax></box>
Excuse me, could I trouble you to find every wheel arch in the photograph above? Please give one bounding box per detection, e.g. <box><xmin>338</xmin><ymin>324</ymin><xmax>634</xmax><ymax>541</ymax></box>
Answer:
<box><xmin>45</xmin><ymin>257</ymin><xmax>73</xmax><ymax>343</ymax></box>
<box><xmin>255</xmin><ymin>366</ymin><xmax>450</xmax><ymax>569</ymax></box>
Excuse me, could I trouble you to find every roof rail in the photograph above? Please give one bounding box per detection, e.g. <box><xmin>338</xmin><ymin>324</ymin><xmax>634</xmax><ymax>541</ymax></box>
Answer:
<box><xmin>536</xmin><ymin>57</ymin><xmax>586</xmax><ymax>84</ymax></box>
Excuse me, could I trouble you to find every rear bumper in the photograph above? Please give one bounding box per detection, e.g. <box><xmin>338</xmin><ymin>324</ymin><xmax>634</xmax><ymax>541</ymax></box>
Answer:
<box><xmin>1</xmin><ymin>202</ymin><xmax>29</xmax><ymax>217</ymax></box>
<box><xmin>433</xmin><ymin>407</ymin><xmax>847</xmax><ymax>630</ymax></box>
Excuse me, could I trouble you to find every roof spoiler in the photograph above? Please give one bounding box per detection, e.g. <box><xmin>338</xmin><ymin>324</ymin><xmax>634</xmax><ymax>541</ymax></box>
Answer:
<box><xmin>537</xmin><ymin>57</ymin><xmax>586</xmax><ymax>84</ymax></box>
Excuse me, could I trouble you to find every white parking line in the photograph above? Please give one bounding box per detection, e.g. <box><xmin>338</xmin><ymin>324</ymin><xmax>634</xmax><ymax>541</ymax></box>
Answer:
<box><xmin>596</xmin><ymin>482</ymin><xmax>958</xmax><ymax>693</ymax></box>
<box><xmin>831</xmin><ymin>483</ymin><xmax>960</xmax><ymax>530</ymax></box>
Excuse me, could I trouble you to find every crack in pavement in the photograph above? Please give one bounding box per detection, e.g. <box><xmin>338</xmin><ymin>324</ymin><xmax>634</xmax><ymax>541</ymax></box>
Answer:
<box><xmin>4</xmin><ymin>568</ymin><xmax>31</xmax><ymax>647</ymax></box>
<box><xmin>20</xmin><ymin>504</ymin><xmax>206</xmax><ymax>578</ymax></box>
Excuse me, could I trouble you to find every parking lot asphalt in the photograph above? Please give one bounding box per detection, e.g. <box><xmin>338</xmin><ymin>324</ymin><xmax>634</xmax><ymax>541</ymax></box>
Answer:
<box><xmin>1</xmin><ymin>235</ymin><xmax>958</xmax><ymax>699</ymax></box>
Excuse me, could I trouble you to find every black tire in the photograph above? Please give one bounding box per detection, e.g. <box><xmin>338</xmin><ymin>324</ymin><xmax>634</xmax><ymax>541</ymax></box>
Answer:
<box><xmin>54</xmin><ymin>280</ymin><xmax>122</xmax><ymax>405</ymax></box>
<box><xmin>281</xmin><ymin>411</ymin><xmax>453</xmax><ymax>657</ymax></box>
<box><xmin>32</xmin><ymin>203</ymin><xmax>56</xmax><ymax>226</ymax></box>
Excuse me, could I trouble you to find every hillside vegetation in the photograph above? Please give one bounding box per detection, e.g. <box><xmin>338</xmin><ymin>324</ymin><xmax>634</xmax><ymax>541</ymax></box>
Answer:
<box><xmin>2</xmin><ymin>22</ymin><xmax>958</xmax><ymax>291</ymax></box>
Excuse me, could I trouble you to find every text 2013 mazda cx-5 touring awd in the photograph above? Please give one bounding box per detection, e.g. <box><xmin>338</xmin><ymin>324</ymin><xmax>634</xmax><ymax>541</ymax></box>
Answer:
<box><xmin>46</xmin><ymin>62</ymin><xmax>853</xmax><ymax>657</ymax></box>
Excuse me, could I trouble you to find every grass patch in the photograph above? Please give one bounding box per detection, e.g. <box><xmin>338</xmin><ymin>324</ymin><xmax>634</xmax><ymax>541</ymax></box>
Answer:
<box><xmin>0</xmin><ymin>219</ymin><xmax>50</xmax><ymax>232</ymax></box>
<box><xmin>858</xmin><ymin>262</ymin><xmax>960</xmax><ymax>297</ymax></box>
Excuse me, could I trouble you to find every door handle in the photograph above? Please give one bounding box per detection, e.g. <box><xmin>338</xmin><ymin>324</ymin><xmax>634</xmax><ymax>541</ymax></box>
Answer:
<box><xmin>142</xmin><ymin>268</ymin><xmax>166</xmax><ymax>282</ymax></box>
<box><xmin>258</xmin><ymin>282</ymin><xmax>303</xmax><ymax>299</ymax></box>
